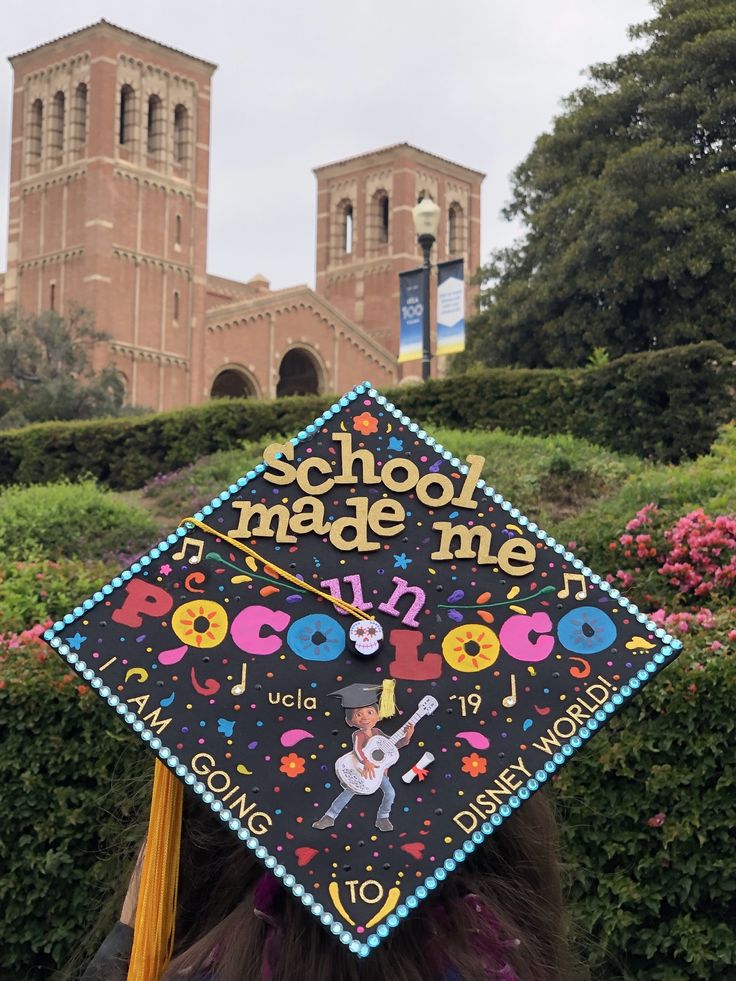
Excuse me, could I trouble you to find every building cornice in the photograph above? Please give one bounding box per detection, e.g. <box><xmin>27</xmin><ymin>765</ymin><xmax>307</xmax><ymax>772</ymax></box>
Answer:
<box><xmin>9</xmin><ymin>20</ymin><xmax>217</xmax><ymax>72</ymax></box>
<box><xmin>313</xmin><ymin>142</ymin><xmax>485</xmax><ymax>182</ymax></box>
<box><xmin>206</xmin><ymin>285</ymin><xmax>397</xmax><ymax>373</ymax></box>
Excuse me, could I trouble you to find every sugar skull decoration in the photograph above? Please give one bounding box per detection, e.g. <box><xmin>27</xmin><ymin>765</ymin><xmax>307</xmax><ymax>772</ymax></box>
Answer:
<box><xmin>44</xmin><ymin>381</ymin><xmax>682</xmax><ymax>960</ymax></box>
<box><xmin>349</xmin><ymin>618</ymin><xmax>384</xmax><ymax>657</ymax></box>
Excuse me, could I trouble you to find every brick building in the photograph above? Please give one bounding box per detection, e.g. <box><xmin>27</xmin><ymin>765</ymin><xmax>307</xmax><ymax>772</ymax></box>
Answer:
<box><xmin>0</xmin><ymin>21</ymin><xmax>484</xmax><ymax>410</ymax></box>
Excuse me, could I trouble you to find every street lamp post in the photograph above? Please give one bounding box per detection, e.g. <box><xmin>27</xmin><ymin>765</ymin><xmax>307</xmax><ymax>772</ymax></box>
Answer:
<box><xmin>411</xmin><ymin>196</ymin><xmax>441</xmax><ymax>382</ymax></box>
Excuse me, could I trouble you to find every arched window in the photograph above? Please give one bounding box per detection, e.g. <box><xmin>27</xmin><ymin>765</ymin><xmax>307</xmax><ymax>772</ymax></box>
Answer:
<box><xmin>173</xmin><ymin>104</ymin><xmax>189</xmax><ymax>165</ymax></box>
<box><xmin>211</xmin><ymin>368</ymin><xmax>257</xmax><ymax>399</ymax></box>
<box><xmin>377</xmin><ymin>192</ymin><xmax>389</xmax><ymax>244</ymax></box>
<box><xmin>448</xmin><ymin>202</ymin><xmax>465</xmax><ymax>254</ymax></box>
<box><xmin>49</xmin><ymin>91</ymin><xmax>65</xmax><ymax>165</ymax></box>
<box><xmin>173</xmin><ymin>289</ymin><xmax>180</xmax><ymax>323</ymax></box>
<box><xmin>71</xmin><ymin>83</ymin><xmax>87</xmax><ymax>151</ymax></box>
<box><xmin>119</xmin><ymin>85</ymin><xmax>135</xmax><ymax>146</ymax></box>
<box><xmin>175</xmin><ymin>213</ymin><xmax>182</xmax><ymax>246</ymax></box>
<box><xmin>50</xmin><ymin>282</ymin><xmax>56</xmax><ymax>311</ymax></box>
<box><xmin>28</xmin><ymin>99</ymin><xmax>43</xmax><ymax>162</ymax></box>
<box><xmin>277</xmin><ymin>349</ymin><xmax>321</xmax><ymax>397</ymax></box>
<box><xmin>343</xmin><ymin>203</ymin><xmax>353</xmax><ymax>254</ymax></box>
<box><xmin>147</xmin><ymin>94</ymin><xmax>164</xmax><ymax>157</ymax></box>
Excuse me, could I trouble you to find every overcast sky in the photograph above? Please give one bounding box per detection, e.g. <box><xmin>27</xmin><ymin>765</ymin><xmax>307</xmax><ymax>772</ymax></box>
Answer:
<box><xmin>0</xmin><ymin>0</ymin><xmax>654</xmax><ymax>290</ymax></box>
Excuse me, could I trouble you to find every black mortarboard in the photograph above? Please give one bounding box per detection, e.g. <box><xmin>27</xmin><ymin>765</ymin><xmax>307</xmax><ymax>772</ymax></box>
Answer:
<box><xmin>44</xmin><ymin>381</ymin><xmax>681</xmax><ymax>969</ymax></box>
<box><xmin>330</xmin><ymin>682</ymin><xmax>389</xmax><ymax>711</ymax></box>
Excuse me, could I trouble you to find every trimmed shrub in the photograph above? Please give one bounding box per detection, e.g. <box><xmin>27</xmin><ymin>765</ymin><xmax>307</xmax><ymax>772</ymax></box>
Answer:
<box><xmin>555</xmin><ymin>625</ymin><xmax>736</xmax><ymax>980</ymax></box>
<box><xmin>0</xmin><ymin>557</ymin><xmax>116</xmax><ymax>634</ymax></box>
<box><xmin>0</xmin><ymin>395</ymin><xmax>328</xmax><ymax>489</ymax></box>
<box><xmin>393</xmin><ymin>342</ymin><xmax>735</xmax><ymax>464</ymax></box>
<box><xmin>0</xmin><ymin>480</ymin><xmax>158</xmax><ymax>561</ymax></box>
<box><xmin>1</xmin><ymin>342</ymin><xmax>733</xmax><ymax>489</ymax></box>
<box><xmin>0</xmin><ymin>641</ymin><xmax>146</xmax><ymax>978</ymax></box>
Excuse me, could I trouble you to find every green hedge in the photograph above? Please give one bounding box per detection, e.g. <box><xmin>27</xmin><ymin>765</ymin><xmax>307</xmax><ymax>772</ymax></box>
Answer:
<box><xmin>0</xmin><ymin>652</ymin><xmax>146</xmax><ymax>977</ymax></box>
<box><xmin>0</xmin><ymin>557</ymin><xmax>116</xmax><ymax>635</ymax></box>
<box><xmin>0</xmin><ymin>480</ymin><xmax>157</xmax><ymax>562</ymax></box>
<box><xmin>0</xmin><ymin>394</ymin><xmax>329</xmax><ymax>490</ymax></box>
<box><xmin>555</xmin><ymin>642</ymin><xmax>736</xmax><ymax>979</ymax></box>
<box><xmin>1</xmin><ymin>633</ymin><xmax>733</xmax><ymax>977</ymax></box>
<box><xmin>395</xmin><ymin>342</ymin><xmax>736</xmax><ymax>464</ymax></box>
<box><xmin>0</xmin><ymin>342</ymin><xmax>733</xmax><ymax>490</ymax></box>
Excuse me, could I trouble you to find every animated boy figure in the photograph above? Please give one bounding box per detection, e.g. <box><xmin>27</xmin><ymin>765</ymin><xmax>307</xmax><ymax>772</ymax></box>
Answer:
<box><xmin>313</xmin><ymin>683</ymin><xmax>414</xmax><ymax>833</ymax></box>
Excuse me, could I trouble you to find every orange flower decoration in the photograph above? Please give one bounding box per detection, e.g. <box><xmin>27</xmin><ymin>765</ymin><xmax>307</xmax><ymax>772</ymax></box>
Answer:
<box><xmin>280</xmin><ymin>752</ymin><xmax>306</xmax><ymax>778</ymax></box>
<box><xmin>461</xmin><ymin>753</ymin><xmax>487</xmax><ymax>778</ymax></box>
<box><xmin>353</xmin><ymin>411</ymin><xmax>378</xmax><ymax>436</ymax></box>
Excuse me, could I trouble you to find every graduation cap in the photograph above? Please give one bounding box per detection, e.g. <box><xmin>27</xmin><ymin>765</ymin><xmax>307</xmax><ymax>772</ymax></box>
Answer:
<box><xmin>330</xmin><ymin>682</ymin><xmax>393</xmax><ymax>712</ymax></box>
<box><xmin>44</xmin><ymin>381</ymin><xmax>682</xmax><ymax>973</ymax></box>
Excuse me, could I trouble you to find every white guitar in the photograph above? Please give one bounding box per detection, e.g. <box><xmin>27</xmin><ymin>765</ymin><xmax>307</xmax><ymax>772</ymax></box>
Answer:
<box><xmin>335</xmin><ymin>696</ymin><xmax>439</xmax><ymax>795</ymax></box>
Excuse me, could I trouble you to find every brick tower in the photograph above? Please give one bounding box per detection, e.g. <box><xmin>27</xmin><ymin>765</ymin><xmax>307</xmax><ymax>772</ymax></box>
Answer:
<box><xmin>314</xmin><ymin>144</ymin><xmax>484</xmax><ymax>377</ymax></box>
<box><xmin>4</xmin><ymin>21</ymin><xmax>215</xmax><ymax>410</ymax></box>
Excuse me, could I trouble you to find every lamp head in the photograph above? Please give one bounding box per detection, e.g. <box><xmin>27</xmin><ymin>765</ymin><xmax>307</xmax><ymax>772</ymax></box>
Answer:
<box><xmin>412</xmin><ymin>195</ymin><xmax>441</xmax><ymax>240</ymax></box>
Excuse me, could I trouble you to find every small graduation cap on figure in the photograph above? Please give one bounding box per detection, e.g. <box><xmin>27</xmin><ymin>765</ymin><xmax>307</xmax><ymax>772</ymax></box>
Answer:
<box><xmin>330</xmin><ymin>682</ymin><xmax>395</xmax><ymax>713</ymax></box>
<box><xmin>44</xmin><ymin>380</ymin><xmax>682</xmax><ymax>976</ymax></box>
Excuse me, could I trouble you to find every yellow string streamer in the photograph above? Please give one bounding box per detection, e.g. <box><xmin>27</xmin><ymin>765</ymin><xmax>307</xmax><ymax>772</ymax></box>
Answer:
<box><xmin>127</xmin><ymin>761</ymin><xmax>184</xmax><ymax>981</ymax></box>
<box><xmin>180</xmin><ymin>516</ymin><xmax>374</xmax><ymax>621</ymax></box>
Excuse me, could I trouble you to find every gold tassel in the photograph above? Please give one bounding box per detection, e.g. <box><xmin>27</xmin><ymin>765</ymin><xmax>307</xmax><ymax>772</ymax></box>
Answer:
<box><xmin>379</xmin><ymin>679</ymin><xmax>396</xmax><ymax>719</ymax></box>
<box><xmin>127</xmin><ymin>760</ymin><xmax>184</xmax><ymax>981</ymax></box>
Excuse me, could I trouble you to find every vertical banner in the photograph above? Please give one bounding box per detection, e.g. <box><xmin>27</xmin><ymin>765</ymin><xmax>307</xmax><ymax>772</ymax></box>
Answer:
<box><xmin>436</xmin><ymin>258</ymin><xmax>465</xmax><ymax>356</ymax></box>
<box><xmin>398</xmin><ymin>268</ymin><xmax>424</xmax><ymax>363</ymax></box>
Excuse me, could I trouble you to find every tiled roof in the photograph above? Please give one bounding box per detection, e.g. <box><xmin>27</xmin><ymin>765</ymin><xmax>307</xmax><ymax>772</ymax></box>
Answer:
<box><xmin>9</xmin><ymin>19</ymin><xmax>217</xmax><ymax>70</ymax></box>
<box><xmin>313</xmin><ymin>142</ymin><xmax>485</xmax><ymax>179</ymax></box>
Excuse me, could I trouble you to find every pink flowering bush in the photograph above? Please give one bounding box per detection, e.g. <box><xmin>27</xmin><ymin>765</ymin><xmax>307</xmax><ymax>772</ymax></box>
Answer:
<box><xmin>608</xmin><ymin>504</ymin><xmax>736</xmax><ymax>612</ymax></box>
<box><xmin>659</xmin><ymin>509</ymin><xmax>736</xmax><ymax>597</ymax></box>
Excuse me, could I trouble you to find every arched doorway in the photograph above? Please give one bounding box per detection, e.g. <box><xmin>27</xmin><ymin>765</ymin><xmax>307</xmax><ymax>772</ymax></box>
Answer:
<box><xmin>277</xmin><ymin>348</ymin><xmax>321</xmax><ymax>397</ymax></box>
<box><xmin>210</xmin><ymin>367</ymin><xmax>257</xmax><ymax>399</ymax></box>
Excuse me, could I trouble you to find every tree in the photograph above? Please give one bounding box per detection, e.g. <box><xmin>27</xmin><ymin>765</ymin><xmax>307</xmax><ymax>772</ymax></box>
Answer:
<box><xmin>459</xmin><ymin>0</ymin><xmax>736</xmax><ymax>369</ymax></box>
<box><xmin>0</xmin><ymin>306</ymin><xmax>125</xmax><ymax>427</ymax></box>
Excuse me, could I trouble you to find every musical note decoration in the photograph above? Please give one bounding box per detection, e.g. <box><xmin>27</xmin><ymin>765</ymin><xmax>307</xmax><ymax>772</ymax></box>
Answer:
<box><xmin>502</xmin><ymin>674</ymin><xmax>517</xmax><ymax>708</ymax></box>
<box><xmin>557</xmin><ymin>572</ymin><xmax>587</xmax><ymax>601</ymax></box>
<box><xmin>172</xmin><ymin>536</ymin><xmax>204</xmax><ymax>564</ymax></box>
<box><xmin>231</xmin><ymin>663</ymin><xmax>247</xmax><ymax>696</ymax></box>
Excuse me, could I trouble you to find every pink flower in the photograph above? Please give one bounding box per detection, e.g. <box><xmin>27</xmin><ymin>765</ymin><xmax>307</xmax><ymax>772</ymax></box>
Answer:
<box><xmin>647</xmin><ymin>812</ymin><xmax>666</xmax><ymax>828</ymax></box>
<box><xmin>711</xmin><ymin>640</ymin><xmax>723</xmax><ymax>652</ymax></box>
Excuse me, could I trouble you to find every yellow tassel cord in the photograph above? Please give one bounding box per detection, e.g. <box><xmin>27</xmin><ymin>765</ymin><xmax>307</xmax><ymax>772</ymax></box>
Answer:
<box><xmin>180</xmin><ymin>516</ymin><xmax>374</xmax><ymax>622</ymax></box>
<box><xmin>127</xmin><ymin>760</ymin><xmax>184</xmax><ymax>981</ymax></box>
<box><xmin>379</xmin><ymin>678</ymin><xmax>396</xmax><ymax>719</ymax></box>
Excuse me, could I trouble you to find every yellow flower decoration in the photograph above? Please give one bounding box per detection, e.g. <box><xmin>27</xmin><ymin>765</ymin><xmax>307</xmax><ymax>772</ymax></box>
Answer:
<box><xmin>172</xmin><ymin>599</ymin><xmax>228</xmax><ymax>648</ymax></box>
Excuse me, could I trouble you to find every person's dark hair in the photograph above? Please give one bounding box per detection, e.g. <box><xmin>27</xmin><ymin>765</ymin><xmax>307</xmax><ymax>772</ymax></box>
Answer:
<box><xmin>345</xmin><ymin>703</ymin><xmax>378</xmax><ymax>726</ymax></box>
<box><xmin>164</xmin><ymin>788</ymin><xmax>583</xmax><ymax>981</ymax></box>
